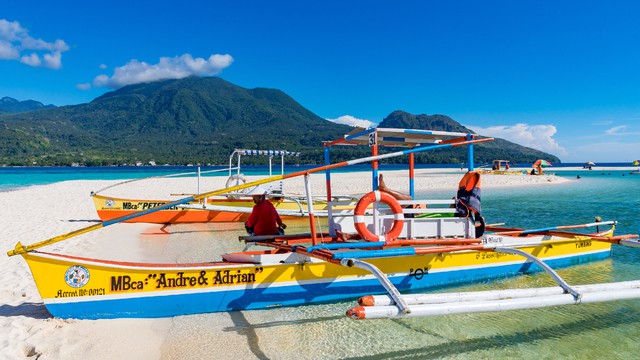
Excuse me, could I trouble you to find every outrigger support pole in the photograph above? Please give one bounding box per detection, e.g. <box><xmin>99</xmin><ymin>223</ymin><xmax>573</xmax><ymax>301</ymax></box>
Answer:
<box><xmin>494</xmin><ymin>247</ymin><xmax>582</xmax><ymax>301</ymax></box>
<box><xmin>340</xmin><ymin>258</ymin><xmax>411</xmax><ymax>314</ymax></box>
<box><xmin>304</xmin><ymin>173</ymin><xmax>319</xmax><ymax>245</ymax></box>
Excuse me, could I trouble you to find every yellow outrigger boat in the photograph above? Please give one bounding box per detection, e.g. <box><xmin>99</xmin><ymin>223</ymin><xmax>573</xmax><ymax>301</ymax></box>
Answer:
<box><xmin>7</xmin><ymin>128</ymin><xmax>640</xmax><ymax>319</ymax></box>
<box><xmin>90</xmin><ymin>149</ymin><xmax>345</xmax><ymax>223</ymax></box>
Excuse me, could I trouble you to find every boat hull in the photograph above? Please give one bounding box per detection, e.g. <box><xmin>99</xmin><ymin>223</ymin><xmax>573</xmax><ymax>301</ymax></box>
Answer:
<box><xmin>23</xmin><ymin>239</ymin><xmax>612</xmax><ymax>319</ymax></box>
<box><xmin>92</xmin><ymin>194</ymin><xmax>324</xmax><ymax>223</ymax></box>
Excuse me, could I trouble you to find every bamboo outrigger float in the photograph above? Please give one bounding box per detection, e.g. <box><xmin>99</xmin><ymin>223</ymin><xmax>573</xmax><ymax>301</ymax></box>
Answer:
<box><xmin>7</xmin><ymin>128</ymin><xmax>640</xmax><ymax>319</ymax></box>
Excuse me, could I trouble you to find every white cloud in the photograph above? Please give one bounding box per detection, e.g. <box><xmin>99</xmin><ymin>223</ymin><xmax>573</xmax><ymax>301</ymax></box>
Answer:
<box><xmin>76</xmin><ymin>82</ymin><xmax>91</xmax><ymax>91</ymax></box>
<box><xmin>20</xmin><ymin>52</ymin><xmax>40</xmax><ymax>66</ymax></box>
<box><xmin>43</xmin><ymin>50</ymin><xmax>62</xmax><ymax>69</ymax></box>
<box><xmin>327</xmin><ymin>115</ymin><xmax>376</xmax><ymax>128</ymax></box>
<box><xmin>91</xmin><ymin>53</ymin><xmax>234</xmax><ymax>89</ymax></box>
<box><xmin>0</xmin><ymin>19</ymin><xmax>68</xmax><ymax>69</ymax></box>
<box><xmin>592</xmin><ymin>120</ymin><xmax>614</xmax><ymax>126</ymax></box>
<box><xmin>99</xmin><ymin>63</ymin><xmax>107</xmax><ymax>69</ymax></box>
<box><xmin>0</xmin><ymin>39</ymin><xmax>19</xmax><ymax>58</ymax></box>
<box><xmin>606</xmin><ymin>125</ymin><xmax>626</xmax><ymax>135</ymax></box>
<box><xmin>467</xmin><ymin>123</ymin><xmax>568</xmax><ymax>157</ymax></box>
<box><xmin>602</xmin><ymin>125</ymin><xmax>640</xmax><ymax>136</ymax></box>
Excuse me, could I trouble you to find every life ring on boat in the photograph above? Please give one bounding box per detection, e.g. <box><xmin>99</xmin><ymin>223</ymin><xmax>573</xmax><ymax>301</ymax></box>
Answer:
<box><xmin>225</xmin><ymin>174</ymin><xmax>248</xmax><ymax>199</ymax></box>
<box><xmin>353</xmin><ymin>190</ymin><xmax>404</xmax><ymax>242</ymax></box>
<box><xmin>225</xmin><ymin>174</ymin><xmax>246</xmax><ymax>189</ymax></box>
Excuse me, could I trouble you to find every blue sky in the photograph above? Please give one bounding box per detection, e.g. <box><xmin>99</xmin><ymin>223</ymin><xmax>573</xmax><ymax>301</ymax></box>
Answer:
<box><xmin>2</xmin><ymin>1</ymin><xmax>639</xmax><ymax>163</ymax></box>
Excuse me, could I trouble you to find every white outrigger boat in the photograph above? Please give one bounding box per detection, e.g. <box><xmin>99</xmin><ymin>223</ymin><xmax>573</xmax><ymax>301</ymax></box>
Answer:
<box><xmin>7</xmin><ymin>127</ymin><xmax>640</xmax><ymax>319</ymax></box>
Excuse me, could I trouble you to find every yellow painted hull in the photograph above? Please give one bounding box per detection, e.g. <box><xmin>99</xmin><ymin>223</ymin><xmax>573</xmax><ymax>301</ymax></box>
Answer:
<box><xmin>22</xmin><ymin>236</ymin><xmax>612</xmax><ymax>319</ymax></box>
<box><xmin>92</xmin><ymin>194</ymin><xmax>328</xmax><ymax>223</ymax></box>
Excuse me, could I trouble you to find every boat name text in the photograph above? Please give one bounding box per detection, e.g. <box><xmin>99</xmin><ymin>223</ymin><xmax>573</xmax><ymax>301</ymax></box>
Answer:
<box><xmin>121</xmin><ymin>201</ymin><xmax>179</xmax><ymax>210</ymax></box>
<box><xmin>212</xmin><ymin>269</ymin><xmax>257</xmax><ymax>285</ymax></box>
<box><xmin>481</xmin><ymin>235</ymin><xmax>504</xmax><ymax>244</ymax></box>
<box><xmin>109</xmin><ymin>268</ymin><xmax>261</xmax><ymax>292</ymax></box>
<box><xmin>476</xmin><ymin>252</ymin><xmax>509</xmax><ymax>260</ymax></box>
<box><xmin>575</xmin><ymin>240</ymin><xmax>592</xmax><ymax>248</ymax></box>
<box><xmin>55</xmin><ymin>288</ymin><xmax>105</xmax><ymax>298</ymax></box>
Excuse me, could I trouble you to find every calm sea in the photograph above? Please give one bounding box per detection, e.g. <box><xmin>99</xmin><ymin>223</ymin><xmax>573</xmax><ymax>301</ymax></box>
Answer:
<box><xmin>0</xmin><ymin>162</ymin><xmax>633</xmax><ymax>191</ymax></box>
<box><xmin>2</xmin><ymin>164</ymin><xmax>639</xmax><ymax>358</ymax></box>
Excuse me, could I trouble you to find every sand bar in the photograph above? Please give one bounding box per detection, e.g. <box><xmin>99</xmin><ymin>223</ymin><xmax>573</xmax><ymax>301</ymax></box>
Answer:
<box><xmin>0</xmin><ymin>169</ymin><xmax>574</xmax><ymax>359</ymax></box>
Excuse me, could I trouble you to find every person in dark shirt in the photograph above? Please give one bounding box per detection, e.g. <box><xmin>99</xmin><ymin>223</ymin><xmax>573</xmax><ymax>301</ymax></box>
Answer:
<box><xmin>244</xmin><ymin>186</ymin><xmax>286</xmax><ymax>236</ymax></box>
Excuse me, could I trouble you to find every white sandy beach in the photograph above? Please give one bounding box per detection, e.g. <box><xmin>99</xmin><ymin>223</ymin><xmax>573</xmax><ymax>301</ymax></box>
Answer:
<box><xmin>0</xmin><ymin>169</ymin><xmax>577</xmax><ymax>359</ymax></box>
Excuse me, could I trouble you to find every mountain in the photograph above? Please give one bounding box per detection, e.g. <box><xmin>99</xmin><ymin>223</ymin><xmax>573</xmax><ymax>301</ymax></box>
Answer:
<box><xmin>0</xmin><ymin>77</ymin><xmax>560</xmax><ymax>166</ymax></box>
<box><xmin>0</xmin><ymin>96</ymin><xmax>56</xmax><ymax>114</ymax></box>
<box><xmin>0</xmin><ymin>77</ymin><xmax>352</xmax><ymax>166</ymax></box>
<box><xmin>378</xmin><ymin>111</ymin><xmax>561</xmax><ymax>165</ymax></box>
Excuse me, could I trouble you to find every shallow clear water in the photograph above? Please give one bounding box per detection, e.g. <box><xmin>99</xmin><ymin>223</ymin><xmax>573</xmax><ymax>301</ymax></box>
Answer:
<box><xmin>149</xmin><ymin>170</ymin><xmax>640</xmax><ymax>359</ymax></box>
<box><xmin>5</xmin><ymin>167</ymin><xmax>640</xmax><ymax>359</ymax></box>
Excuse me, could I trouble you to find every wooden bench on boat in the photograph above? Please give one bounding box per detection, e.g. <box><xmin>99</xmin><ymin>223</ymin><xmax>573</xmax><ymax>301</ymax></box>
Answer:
<box><xmin>328</xmin><ymin>198</ymin><xmax>476</xmax><ymax>240</ymax></box>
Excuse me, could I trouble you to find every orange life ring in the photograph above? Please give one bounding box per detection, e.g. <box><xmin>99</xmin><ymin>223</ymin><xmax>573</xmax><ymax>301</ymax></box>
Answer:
<box><xmin>353</xmin><ymin>190</ymin><xmax>404</xmax><ymax>242</ymax></box>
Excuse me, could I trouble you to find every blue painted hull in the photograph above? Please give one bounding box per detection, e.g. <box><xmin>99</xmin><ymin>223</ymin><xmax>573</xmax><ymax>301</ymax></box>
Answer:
<box><xmin>43</xmin><ymin>249</ymin><xmax>610</xmax><ymax>319</ymax></box>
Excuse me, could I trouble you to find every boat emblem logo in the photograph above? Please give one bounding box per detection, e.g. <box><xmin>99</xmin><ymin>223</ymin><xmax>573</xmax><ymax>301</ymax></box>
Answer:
<box><xmin>105</xmin><ymin>199</ymin><xmax>115</xmax><ymax>208</ymax></box>
<box><xmin>65</xmin><ymin>265</ymin><xmax>90</xmax><ymax>288</ymax></box>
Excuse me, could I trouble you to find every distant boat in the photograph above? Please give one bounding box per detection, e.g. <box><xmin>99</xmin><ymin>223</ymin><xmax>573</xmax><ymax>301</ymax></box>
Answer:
<box><xmin>478</xmin><ymin>160</ymin><xmax>524</xmax><ymax>175</ymax></box>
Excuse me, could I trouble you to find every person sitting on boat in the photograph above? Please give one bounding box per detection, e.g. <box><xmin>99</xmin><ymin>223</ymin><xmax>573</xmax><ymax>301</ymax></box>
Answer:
<box><xmin>379</xmin><ymin>173</ymin><xmax>430</xmax><ymax>217</ymax></box>
<box><xmin>244</xmin><ymin>186</ymin><xmax>286</xmax><ymax>236</ymax></box>
<box><xmin>378</xmin><ymin>174</ymin><xmax>413</xmax><ymax>202</ymax></box>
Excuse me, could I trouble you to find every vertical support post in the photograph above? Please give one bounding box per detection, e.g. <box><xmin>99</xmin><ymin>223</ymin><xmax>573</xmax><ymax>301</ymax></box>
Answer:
<box><xmin>197</xmin><ymin>166</ymin><xmax>201</xmax><ymax>195</ymax></box>
<box><xmin>467</xmin><ymin>134</ymin><xmax>475</xmax><ymax>171</ymax></box>
<box><xmin>280</xmin><ymin>153</ymin><xmax>285</xmax><ymax>193</ymax></box>
<box><xmin>370</xmin><ymin>130</ymin><xmax>379</xmax><ymax>190</ymax></box>
<box><xmin>369</xmin><ymin>130</ymin><xmax>379</xmax><ymax>236</ymax></box>
<box><xmin>304</xmin><ymin>173</ymin><xmax>318</xmax><ymax>245</ymax></box>
<box><xmin>324</xmin><ymin>146</ymin><xmax>332</xmax><ymax>202</ymax></box>
<box><xmin>409</xmin><ymin>151</ymin><xmax>415</xmax><ymax>199</ymax></box>
<box><xmin>324</xmin><ymin>146</ymin><xmax>334</xmax><ymax>235</ymax></box>
<box><xmin>237</xmin><ymin>152</ymin><xmax>242</xmax><ymax>176</ymax></box>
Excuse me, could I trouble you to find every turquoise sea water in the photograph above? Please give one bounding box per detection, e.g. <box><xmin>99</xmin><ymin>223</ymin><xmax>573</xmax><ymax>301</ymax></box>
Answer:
<box><xmin>156</xmin><ymin>168</ymin><xmax>640</xmax><ymax>359</ymax></box>
<box><xmin>2</xmin><ymin>166</ymin><xmax>639</xmax><ymax>358</ymax></box>
<box><xmin>2</xmin><ymin>162</ymin><xmax>631</xmax><ymax>191</ymax></box>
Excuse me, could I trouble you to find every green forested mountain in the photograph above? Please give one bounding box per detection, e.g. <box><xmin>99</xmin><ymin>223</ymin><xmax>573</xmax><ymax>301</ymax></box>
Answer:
<box><xmin>0</xmin><ymin>77</ymin><xmax>560</xmax><ymax>166</ymax></box>
<box><xmin>0</xmin><ymin>96</ymin><xmax>55</xmax><ymax>114</ymax></box>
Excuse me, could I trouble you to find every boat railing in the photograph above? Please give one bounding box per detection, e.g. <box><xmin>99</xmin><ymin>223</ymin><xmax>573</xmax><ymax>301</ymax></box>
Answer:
<box><xmin>91</xmin><ymin>166</ymin><xmax>238</xmax><ymax>196</ymax></box>
<box><xmin>328</xmin><ymin>198</ymin><xmax>475</xmax><ymax>239</ymax></box>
